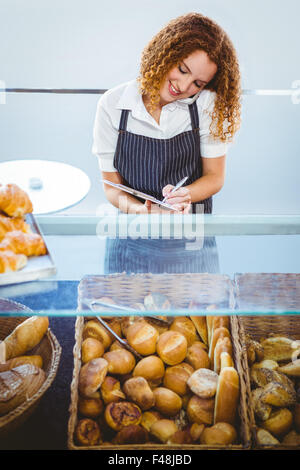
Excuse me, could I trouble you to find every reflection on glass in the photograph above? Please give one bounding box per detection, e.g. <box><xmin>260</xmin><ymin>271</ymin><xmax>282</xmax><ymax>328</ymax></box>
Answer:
<box><xmin>104</xmin><ymin>236</ymin><xmax>220</xmax><ymax>274</ymax></box>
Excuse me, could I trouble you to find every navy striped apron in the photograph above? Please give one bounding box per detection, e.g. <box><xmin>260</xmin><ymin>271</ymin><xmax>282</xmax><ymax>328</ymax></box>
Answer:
<box><xmin>104</xmin><ymin>98</ymin><xmax>219</xmax><ymax>275</ymax></box>
<box><xmin>113</xmin><ymin>99</ymin><xmax>212</xmax><ymax>214</ymax></box>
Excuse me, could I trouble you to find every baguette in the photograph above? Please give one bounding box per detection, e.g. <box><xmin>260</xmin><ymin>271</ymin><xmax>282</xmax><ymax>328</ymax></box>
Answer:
<box><xmin>214</xmin><ymin>361</ymin><xmax>240</xmax><ymax>425</ymax></box>
<box><xmin>3</xmin><ymin>316</ymin><xmax>49</xmax><ymax>360</ymax></box>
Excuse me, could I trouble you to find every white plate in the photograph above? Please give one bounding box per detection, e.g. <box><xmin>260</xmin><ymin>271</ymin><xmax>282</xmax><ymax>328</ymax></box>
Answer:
<box><xmin>0</xmin><ymin>160</ymin><xmax>91</xmax><ymax>214</ymax></box>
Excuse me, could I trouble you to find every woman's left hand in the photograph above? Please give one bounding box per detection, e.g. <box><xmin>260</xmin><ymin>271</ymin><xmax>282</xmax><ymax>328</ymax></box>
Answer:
<box><xmin>162</xmin><ymin>184</ymin><xmax>192</xmax><ymax>214</ymax></box>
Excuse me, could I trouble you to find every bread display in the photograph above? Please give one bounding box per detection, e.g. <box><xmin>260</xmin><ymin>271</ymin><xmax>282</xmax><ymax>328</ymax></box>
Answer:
<box><xmin>0</xmin><ymin>184</ymin><xmax>47</xmax><ymax>274</ymax></box>
<box><xmin>0</xmin><ymin>316</ymin><xmax>49</xmax><ymax>418</ymax></box>
<box><xmin>246</xmin><ymin>331</ymin><xmax>300</xmax><ymax>446</ymax></box>
<box><xmin>74</xmin><ymin>305</ymin><xmax>241</xmax><ymax>447</ymax></box>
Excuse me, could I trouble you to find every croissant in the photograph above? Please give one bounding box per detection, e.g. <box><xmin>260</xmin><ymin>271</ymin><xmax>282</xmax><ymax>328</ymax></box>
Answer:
<box><xmin>0</xmin><ymin>230</ymin><xmax>46</xmax><ymax>257</ymax></box>
<box><xmin>0</xmin><ymin>214</ymin><xmax>32</xmax><ymax>241</ymax></box>
<box><xmin>0</xmin><ymin>249</ymin><xmax>27</xmax><ymax>273</ymax></box>
<box><xmin>0</xmin><ymin>183</ymin><xmax>33</xmax><ymax>217</ymax></box>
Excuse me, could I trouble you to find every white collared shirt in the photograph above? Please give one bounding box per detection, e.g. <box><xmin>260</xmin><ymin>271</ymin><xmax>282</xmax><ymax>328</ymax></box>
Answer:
<box><xmin>92</xmin><ymin>79</ymin><xmax>228</xmax><ymax>172</ymax></box>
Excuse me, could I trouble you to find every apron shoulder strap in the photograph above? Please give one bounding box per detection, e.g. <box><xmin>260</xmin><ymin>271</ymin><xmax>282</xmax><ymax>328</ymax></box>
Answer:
<box><xmin>118</xmin><ymin>109</ymin><xmax>129</xmax><ymax>132</ymax></box>
<box><xmin>188</xmin><ymin>100</ymin><xmax>200</xmax><ymax>130</ymax></box>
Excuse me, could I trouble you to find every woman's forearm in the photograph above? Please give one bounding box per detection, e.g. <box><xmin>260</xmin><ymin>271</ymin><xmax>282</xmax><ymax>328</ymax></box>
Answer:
<box><xmin>187</xmin><ymin>173</ymin><xmax>224</xmax><ymax>203</ymax></box>
<box><xmin>104</xmin><ymin>187</ymin><xmax>146</xmax><ymax>214</ymax></box>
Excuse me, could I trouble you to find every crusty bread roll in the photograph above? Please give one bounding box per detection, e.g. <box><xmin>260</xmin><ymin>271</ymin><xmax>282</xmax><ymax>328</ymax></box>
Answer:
<box><xmin>105</xmin><ymin>401</ymin><xmax>142</xmax><ymax>431</ymax></box>
<box><xmin>126</xmin><ymin>319</ymin><xmax>159</xmax><ymax>356</ymax></box>
<box><xmin>261</xmin><ymin>408</ymin><xmax>293</xmax><ymax>438</ymax></box>
<box><xmin>81</xmin><ymin>337</ymin><xmax>104</xmax><ymax>364</ymax></box>
<box><xmin>186</xmin><ymin>395</ymin><xmax>214</xmax><ymax>425</ymax></box>
<box><xmin>133</xmin><ymin>355</ymin><xmax>165</xmax><ymax>388</ymax></box>
<box><xmin>156</xmin><ymin>330</ymin><xmax>188</xmax><ymax>366</ymax></box>
<box><xmin>153</xmin><ymin>387</ymin><xmax>182</xmax><ymax>417</ymax></box>
<box><xmin>187</xmin><ymin>368</ymin><xmax>218</xmax><ymax>399</ymax></box>
<box><xmin>78</xmin><ymin>358</ymin><xmax>108</xmax><ymax>398</ymax></box>
<box><xmin>170</xmin><ymin>317</ymin><xmax>197</xmax><ymax>346</ymax></box>
<box><xmin>163</xmin><ymin>362</ymin><xmax>194</xmax><ymax>396</ymax></box>
<box><xmin>185</xmin><ymin>342</ymin><xmax>210</xmax><ymax>370</ymax></box>
<box><xmin>123</xmin><ymin>377</ymin><xmax>155</xmax><ymax>410</ymax></box>
<box><xmin>256</xmin><ymin>428</ymin><xmax>280</xmax><ymax>446</ymax></box>
<box><xmin>103</xmin><ymin>349</ymin><xmax>136</xmax><ymax>375</ymax></box>
<box><xmin>100</xmin><ymin>376</ymin><xmax>126</xmax><ymax>404</ymax></box>
<box><xmin>261</xmin><ymin>336</ymin><xmax>300</xmax><ymax>362</ymax></box>
<box><xmin>150</xmin><ymin>419</ymin><xmax>178</xmax><ymax>443</ymax></box>
<box><xmin>214</xmin><ymin>363</ymin><xmax>239</xmax><ymax>425</ymax></box>
<box><xmin>200</xmin><ymin>422</ymin><xmax>237</xmax><ymax>445</ymax></box>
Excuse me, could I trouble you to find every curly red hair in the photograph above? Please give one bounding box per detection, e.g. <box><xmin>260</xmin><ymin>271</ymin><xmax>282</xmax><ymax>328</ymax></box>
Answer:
<box><xmin>138</xmin><ymin>12</ymin><xmax>241</xmax><ymax>142</ymax></box>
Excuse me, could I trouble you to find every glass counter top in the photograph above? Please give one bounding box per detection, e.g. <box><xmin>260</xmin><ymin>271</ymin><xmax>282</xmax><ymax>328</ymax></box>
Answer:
<box><xmin>0</xmin><ymin>214</ymin><xmax>299</xmax><ymax>315</ymax></box>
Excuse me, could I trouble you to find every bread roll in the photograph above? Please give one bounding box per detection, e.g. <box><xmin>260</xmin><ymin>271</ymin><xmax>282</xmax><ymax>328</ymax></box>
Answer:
<box><xmin>82</xmin><ymin>320</ymin><xmax>113</xmax><ymax>350</ymax></box>
<box><xmin>133</xmin><ymin>355</ymin><xmax>165</xmax><ymax>388</ymax></box>
<box><xmin>261</xmin><ymin>408</ymin><xmax>293</xmax><ymax>438</ymax></box>
<box><xmin>126</xmin><ymin>320</ymin><xmax>159</xmax><ymax>356</ymax></box>
<box><xmin>78</xmin><ymin>396</ymin><xmax>104</xmax><ymax>418</ymax></box>
<box><xmin>81</xmin><ymin>338</ymin><xmax>104</xmax><ymax>364</ymax></box>
<box><xmin>252</xmin><ymin>388</ymin><xmax>272</xmax><ymax>422</ymax></box>
<box><xmin>278</xmin><ymin>359</ymin><xmax>300</xmax><ymax>377</ymax></box>
<box><xmin>141</xmin><ymin>410</ymin><xmax>162</xmax><ymax>432</ymax></box>
<box><xmin>100</xmin><ymin>376</ymin><xmax>126</xmax><ymax>404</ymax></box>
<box><xmin>103</xmin><ymin>349</ymin><xmax>136</xmax><ymax>375</ymax></box>
<box><xmin>123</xmin><ymin>377</ymin><xmax>155</xmax><ymax>410</ymax></box>
<box><xmin>186</xmin><ymin>395</ymin><xmax>214</xmax><ymax>425</ymax></box>
<box><xmin>78</xmin><ymin>358</ymin><xmax>108</xmax><ymax>398</ymax></box>
<box><xmin>156</xmin><ymin>331</ymin><xmax>187</xmax><ymax>366</ymax></box>
<box><xmin>185</xmin><ymin>342</ymin><xmax>210</xmax><ymax>370</ymax></box>
<box><xmin>153</xmin><ymin>387</ymin><xmax>182</xmax><ymax>417</ymax></box>
<box><xmin>261</xmin><ymin>336</ymin><xmax>300</xmax><ymax>362</ymax></box>
<box><xmin>187</xmin><ymin>368</ymin><xmax>219</xmax><ymax>399</ymax></box>
<box><xmin>170</xmin><ymin>317</ymin><xmax>197</xmax><ymax>346</ymax></box>
<box><xmin>256</xmin><ymin>428</ymin><xmax>280</xmax><ymax>446</ymax></box>
<box><xmin>200</xmin><ymin>422</ymin><xmax>237</xmax><ymax>445</ymax></box>
<box><xmin>294</xmin><ymin>403</ymin><xmax>300</xmax><ymax>433</ymax></box>
<box><xmin>3</xmin><ymin>316</ymin><xmax>49</xmax><ymax>360</ymax></box>
<box><xmin>150</xmin><ymin>419</ymin><xmax>178</xmax><ymax>443</ymax></box>
<box><xmin>214</xmin><ymin>364</ymin><xmax>239</xmax><ymax>425</ymax></box>
<box><xmin>113</xmin><ymin>424</ymin><xmax>149</xmax><ymax>444</ymax></box>
<box><xmin>163</xmin><ymin>362</ymin><xmax>194</xmax><ymax>396</ymax></box>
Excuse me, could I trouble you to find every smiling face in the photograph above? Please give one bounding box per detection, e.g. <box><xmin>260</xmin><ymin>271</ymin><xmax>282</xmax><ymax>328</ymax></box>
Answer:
<box><xmin>159</xmin><ymin>49</ymin><xmax>218</xmax><ymax>106</ymax></box>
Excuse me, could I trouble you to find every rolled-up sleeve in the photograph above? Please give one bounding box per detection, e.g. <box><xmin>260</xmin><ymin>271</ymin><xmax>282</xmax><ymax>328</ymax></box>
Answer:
<box><xmin>92</xmin><ymin>95</ymin><xmax>119</xmax><ymax>172</ymax></box>
<box><xmin>198</xmin><ymin>91</ymin><xmax>229</xmax><ymax>158</ymax></box>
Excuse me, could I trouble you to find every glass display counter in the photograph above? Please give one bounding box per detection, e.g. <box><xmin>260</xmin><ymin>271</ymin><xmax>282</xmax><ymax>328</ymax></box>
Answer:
<box><xmin>0</xmin><ymin>214</ymin><xmax>299</xmax><ymax>450</ymax></box>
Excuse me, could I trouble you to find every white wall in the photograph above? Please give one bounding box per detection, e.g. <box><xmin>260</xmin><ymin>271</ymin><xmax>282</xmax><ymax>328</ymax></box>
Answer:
<box><xmin>0</xmin><ymin>0</ymin><xmax>299</xmax><ymax>215</ymax></box>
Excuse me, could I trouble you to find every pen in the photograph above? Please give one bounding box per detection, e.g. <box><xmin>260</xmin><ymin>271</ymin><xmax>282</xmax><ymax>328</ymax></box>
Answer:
<box><xmin>161</xmin><ymin>176</ymin><xmax>189</xmax><ymax>204</ymax></box>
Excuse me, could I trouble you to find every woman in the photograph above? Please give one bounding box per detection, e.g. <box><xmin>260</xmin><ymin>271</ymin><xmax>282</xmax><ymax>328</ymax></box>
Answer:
<box><xmin>92</xmin><ymin>12</ymin><xmax>241</xmax><ymax>215</ymax></box>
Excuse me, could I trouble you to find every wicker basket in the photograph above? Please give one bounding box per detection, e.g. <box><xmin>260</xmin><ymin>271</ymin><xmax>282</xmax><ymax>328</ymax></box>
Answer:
<box><xmin>68</xmin><ymin>273</ymin><xmax>252</xmax><ymax>450</ymax></box>
<box><xmin>238</xmin><ymin>315</ymin><xmax>300</xmax><ymax>449</ymax></box>
<box><xmin>0</xmin><ymin>312</ymin><xmax>62</xmax><ymax>438</ymax></box>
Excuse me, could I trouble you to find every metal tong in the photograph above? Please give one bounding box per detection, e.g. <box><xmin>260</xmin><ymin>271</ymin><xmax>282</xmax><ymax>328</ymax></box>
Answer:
<box><xmin>81</xmin><ymin>298</ymin><xmax>171</xmax><ymax>360</ymax></box>
<box><xmin>87</xmin><ymin>299</ymin><xmax>171</xmax><ymax>327</ymax></box>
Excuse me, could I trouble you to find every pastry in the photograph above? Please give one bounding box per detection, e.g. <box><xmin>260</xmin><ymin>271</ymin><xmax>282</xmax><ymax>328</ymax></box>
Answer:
<box><xmin>0</xmin><ymin>230</ymin><xmax>46</xmax><ymax>256</ymax></box>
<box><xmin>0</xmin><ymin>183</ymin><xmax>33</xmax><ymax>217</ymax></box>
<box><xmin>75</xmin><ymin>418</ymin><xmax>101</xmax><ymax>446</ymax></box>
<box><xmin>0</xmin><ymin>214</ymin><xmax>31</xmax><ymax>240</ymax></box>
<box><xmin>104</xmin><ymin>401</ymin><xmax>142</xmax><ymax>431</ymax></box>
<box><xmin>0</xmin><ymin>250</ymin><xmax>27</xmax><ymax>273</ymax></box>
